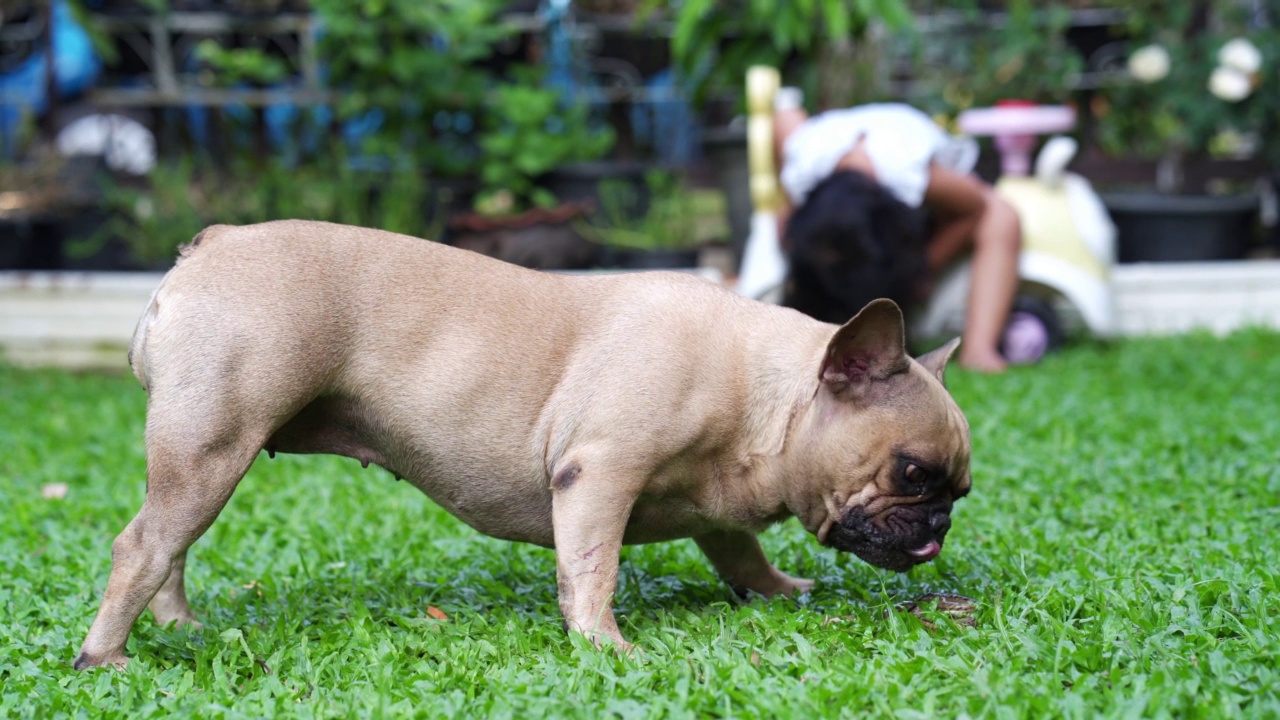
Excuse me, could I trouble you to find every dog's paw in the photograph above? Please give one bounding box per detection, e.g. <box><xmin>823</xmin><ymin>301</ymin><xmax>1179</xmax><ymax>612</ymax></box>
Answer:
<box><xmin>779</xmin><ymin>576</ymin><xmax>816</xmax><ymax>596</ymax></box>
<box><xmin>590</xmin><ymin>632</ymin><xmax>634</xmax><ymax>655</ymax></box>
<box><xmin>155</xmin><ymin>617</ymin><xmax>202</xmax><ymax>631</ymax></box>
<box><xmin>73</xmin><ymin>651</ymin><xmax>130</xmax><ymax>671</ymax></box>
<box><xmin>732</xmin><ymin>572</ymin><xmax>814</xmax><ymax>600</ymax></box>
<box><xmin>572</xmin><ymin>626</ymin><xmax>635</xmax><ymax>656</ymax></box>
<box><xmin>151</xmin><ymin>604</ymin><xmax>202</xmax><ymax>629</ymax></box>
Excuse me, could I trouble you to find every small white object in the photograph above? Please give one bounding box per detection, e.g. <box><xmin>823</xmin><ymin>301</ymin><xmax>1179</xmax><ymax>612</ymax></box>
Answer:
<box><xmin>42</xmin><ymin>483</ymin><xmax>69</xmax><ymax>500</ymax></box>
<box><xmin>774</xmin><ymin>86</ymin><xmax>804</xmax><ymax>113</ymax></box>
<box><xmin>1007</xmin><ymin>250</ymin><xmax>1117</xmax><ymax>337</ymax></box>
<box><xmin>1257</xmin><ymin>176</ymin><xmax>1278</xmax><ymax>228</ymax></box>
<box><xmin>1208</xmin><ymin>66</ymin><xmax>1252</xmax><ymax>102</ymax></box>
<box><xmin>1034</xmin><ymin>136</ymin><xmax>1078</xmax><ymax>188</ymax></box>
<box><xmin>56</xmin><ymin>114</ymin><xmax>156</xmax><ymax>175</ymax></box>
<box><xmin>1128</xmin><ymin>44</ymin><xmax>1171</xmax><ymax>83</ymax></box>
<box><xmin>1063</xmin><ymin>174</ymin><xmax>1118</xmax><ymax>268</ymax></box>
<box><xmin>1218</xmin><ymin>37</ymin><xmax>1262</xmax><ymax>75</ymax></box>
<box><xmin>736</xmin><ymin>211</ymin><xmax>787</xmax><ymax>301</ymax></box>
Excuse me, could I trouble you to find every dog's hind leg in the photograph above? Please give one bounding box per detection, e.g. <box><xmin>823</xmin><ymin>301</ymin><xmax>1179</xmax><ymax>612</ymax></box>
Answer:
<box><xmin>148</xmin><ymin>549</ymin><xmax>197</xmax><ymax>628</ymax></box>
<box><xmin>74</xmin><ymin>415</ymin><xmax>266</xmax><ymax>670</ymax></box>
<box><xmin>695</xmin><ymin>530</ymin><xmax>814</xmax><ymax>599</ymax></box>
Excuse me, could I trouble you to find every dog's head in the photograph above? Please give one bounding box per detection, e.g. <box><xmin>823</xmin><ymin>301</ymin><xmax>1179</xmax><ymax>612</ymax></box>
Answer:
<box><xmin>788</xmin><ymin>299</ymin><xmax>970</xmax><ymax>572</ymax></box>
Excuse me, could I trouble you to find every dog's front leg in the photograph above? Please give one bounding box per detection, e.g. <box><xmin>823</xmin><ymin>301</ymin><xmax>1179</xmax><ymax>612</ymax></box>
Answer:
<box><xmin>550</xmin><ymin>463</ymin><xmax>637</xmax><ymax>650</ymax></box>
<box><xmin>695</xmin><ymin>530</ymin><xmax>814</xmax><ymax>599</ymax></box>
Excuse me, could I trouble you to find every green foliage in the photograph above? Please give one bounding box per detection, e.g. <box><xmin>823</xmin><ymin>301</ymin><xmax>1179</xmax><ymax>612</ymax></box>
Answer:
<box><xmin>179</xmin><ymin>0</ymin><xmax>617</xmax><ymax>208</ymax></box>
<box><xmin>193</xmin><ymin>41</ymin><xmax>291</xmax><ymax>86</ymax></box>
<box><xmin>648</xmin><ymin>0</ymin><xmax>914</xmax><ymax>107</ymax></box>
<box><xmin>310</xmin><ymin>0</ymin><xmax>517</xmax><ymax>176</ymax></box>
<box><xmin>97</xmin><ymin>159</ymin><xmax>207</xmax><ymax>265</ymax></box>
<box><xmin>1092</xmin><ymin>0</ymin><xmax>1280</xmax><ymax>164</ymax></box>
<box><xmin>908</xmin><ymin>0</ymin><xmax>1084</xmax><ymax>117</ymax></box>
<box><xmin>70</xmin><ymin>0</ymin><xmax>621</xmax><ymax>212</ymax></box>
<box><xmin>94</xmin><ymin>155</ymin><xmax>439</xmax><ymax>265</ymax></box>
<box><xmin>475</xmin><ymin>80</ymin><xmax>616</xmax><ymax>215</ymax></box>
<box><xmin>580</xmin><ymin>170</ymin><xmax>704</xmax><ymax>250</ymax></box>
<box><xmin>3</xmin><ymin>330</ymin><xmax>1280</xmax><ymax>715</ymax></box>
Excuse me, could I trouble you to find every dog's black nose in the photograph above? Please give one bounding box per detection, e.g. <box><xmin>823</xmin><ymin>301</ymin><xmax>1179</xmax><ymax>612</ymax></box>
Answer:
<box><xmin>929</xmin><ymin>513</ymin><xmax>951</xmax><ymax>534</ymax></box>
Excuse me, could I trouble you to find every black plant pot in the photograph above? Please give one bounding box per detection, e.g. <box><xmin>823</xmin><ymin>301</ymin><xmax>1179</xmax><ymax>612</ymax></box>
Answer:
<box><xmin>1103</xmin><ymin>192</ymin><xmax>1259</xmax><ymax>263</ymax></box>
<box><xmin>0</xmin><ymin>218</ymin><xmax>57</xmax><ymax>270</ymax></box>
<box><xmin>1270</xmin><ymin>173</ymin><xmax>1280</xmax><ymax>254</ymax></box>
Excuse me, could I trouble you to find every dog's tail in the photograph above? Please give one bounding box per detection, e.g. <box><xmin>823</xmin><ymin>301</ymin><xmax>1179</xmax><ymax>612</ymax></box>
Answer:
<box><xmin>128</xmin><ymin>283</ymin><xmax>160</xmax><ymax>392</ymax></box>
<box><xmin>129</xmin><ymin>226</ymin><xmax>230</xmax><ymax>391</ymax></box>
<box><xmin>177</xmin><ymin>224</ymin><xmax>229</xmax><ymax>259</ymax></box>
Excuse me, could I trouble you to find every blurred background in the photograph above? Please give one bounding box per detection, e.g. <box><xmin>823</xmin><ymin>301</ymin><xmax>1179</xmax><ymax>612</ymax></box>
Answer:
<box><xmin>1</xmin><ymin>0</ymin><xmax>1279</xmax><ymax>366</ymax></box>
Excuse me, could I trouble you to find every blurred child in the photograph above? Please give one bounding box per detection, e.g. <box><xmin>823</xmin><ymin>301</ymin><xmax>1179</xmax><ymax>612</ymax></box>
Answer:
<box><xmin>775</xmin><ymin>92</ymin><xmax>1021</xmax><ymax>373</ymax></box>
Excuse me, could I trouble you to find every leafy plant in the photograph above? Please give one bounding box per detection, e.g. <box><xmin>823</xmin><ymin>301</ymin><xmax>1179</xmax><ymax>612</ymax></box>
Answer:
<box><xmin>76</xmin><ymin>0</ymin><xmax>623</xmax><ymax>219</ymax></box>
<box><xmin>578</xmin><ymin>170</ymin><xmax>707</xmax><ymax>251</ymax></box>
<box><xmin>908</xmin><ymin>0</ymin><xmax>1085</xmax><ymax>117</ymax></box>
<box><xmin>646</xmin><ymin>0</ymin><xmax>914</xmax><ymax>108</ymax></box>
<box><xmin>474</xmin><ymin>79</ymin><xmax>615</xmax><ymax>215</ymax></box>
<box><xmin>193</xmin><ymin>41</ymin><xmax>290</xmax><ymax>86</ymax></box>
<box><xmin>1091</xmin><ymin>0</ymin><xmax>1280</xmax><ymax>181</ymax></box>
<box><xmin>95</xmin><ymin>154</ymin><xmax>441</xmax><ymax>265</ymax></box>
<box><xmin>244</xmin><ymin>155</ymin><xmax>436</xmax><ymax>239</ymax></box>
<box><xmin>309</xmin><ymin>0</ymin><xmax>516</xmax><ymax>177</ymax></box>
<box><xmin>92</xmin><ymin>158</ymin><xmax>211</xmax><ymax>266</ymax></box>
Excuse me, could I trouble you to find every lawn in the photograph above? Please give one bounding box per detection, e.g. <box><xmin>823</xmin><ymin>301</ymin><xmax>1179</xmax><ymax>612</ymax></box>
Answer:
<box><xmin>2</xmin><ymin>330</ymin><xmax>1278</xmax><ymax>718</ymax></box>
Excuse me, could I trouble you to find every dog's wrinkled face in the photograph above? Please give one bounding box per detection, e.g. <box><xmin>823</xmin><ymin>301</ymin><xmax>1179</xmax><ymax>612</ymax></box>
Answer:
<box><xmin>822</xmin><ymin>425</ymin><xmax>970</xmax><ymax>572</ymax></box>
<box><xmin>791</xmin><ymin>300</ymin><xmax>971</xmax><ymax>572</ymax></box>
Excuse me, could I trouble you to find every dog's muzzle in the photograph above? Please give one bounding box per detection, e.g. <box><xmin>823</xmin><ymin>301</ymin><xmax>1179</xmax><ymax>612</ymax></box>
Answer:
<box><xmin>825</xmin><ymin>502</ymin><xmax>952</xmax><ymax>572</ymax></box>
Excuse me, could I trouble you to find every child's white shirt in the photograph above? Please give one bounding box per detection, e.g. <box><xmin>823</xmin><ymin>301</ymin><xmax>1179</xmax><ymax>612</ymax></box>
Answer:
<box><xmin>780</xmin><ymin>103</ymin><xmax>977</xmax><ymax>208</ymax></box>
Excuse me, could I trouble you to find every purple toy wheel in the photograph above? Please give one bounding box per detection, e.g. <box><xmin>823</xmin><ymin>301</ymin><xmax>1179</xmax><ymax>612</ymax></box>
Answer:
<box><xmin>999</xmin><ymin>294</ymin><xmax>1065</xmax><ymax>365</ymax></box>
<box><xmin>1001</xmin><ymin>311</ymin><xmax>1050</xmax><ymax>364</ymax></box>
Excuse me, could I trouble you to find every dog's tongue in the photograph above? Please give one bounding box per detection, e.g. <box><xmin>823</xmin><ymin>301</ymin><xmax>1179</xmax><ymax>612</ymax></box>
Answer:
<box><xmin>907</xmin><ymin>540</ymin><xmax>941</xmax><ymax>561</ymax></box>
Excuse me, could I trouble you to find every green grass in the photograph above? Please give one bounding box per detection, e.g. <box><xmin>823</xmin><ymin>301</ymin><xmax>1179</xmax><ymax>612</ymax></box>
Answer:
<box><xmin>2</xmin><ymin>330</ymin><xmax>1279</xmax><ymax>718</ymax></box>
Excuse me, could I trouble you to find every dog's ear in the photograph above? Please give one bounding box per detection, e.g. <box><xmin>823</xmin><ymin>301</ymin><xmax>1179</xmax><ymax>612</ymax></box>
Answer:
<box><xmin>916</xmin><ymin>337</ymin><xmax>961</xmax><ymax>386</ymax></box>
<box><xmin>820</xmin><ymin>299</ymin><xmax>909</xmax><ymax>395</ymax></box>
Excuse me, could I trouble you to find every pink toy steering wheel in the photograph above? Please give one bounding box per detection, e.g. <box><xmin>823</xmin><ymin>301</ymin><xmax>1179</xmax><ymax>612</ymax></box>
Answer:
<box><xmin>957</xmin><ymin>101</ymin><xmax>1076</xmax><ymax>177</ymax></box>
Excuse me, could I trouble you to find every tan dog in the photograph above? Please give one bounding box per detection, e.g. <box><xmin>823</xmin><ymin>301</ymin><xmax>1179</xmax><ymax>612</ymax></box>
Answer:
<box><xmin>74</xmin><ymin>220</ymin><xmax>971</xmax><ymax>670</ymax></box>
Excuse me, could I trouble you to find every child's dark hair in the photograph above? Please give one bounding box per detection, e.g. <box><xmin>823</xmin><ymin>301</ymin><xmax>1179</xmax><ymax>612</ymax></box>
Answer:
<box><xmin>782</xmin><ymin>169</ymin><xmax>927</xmax><ymax>324</ymax></box>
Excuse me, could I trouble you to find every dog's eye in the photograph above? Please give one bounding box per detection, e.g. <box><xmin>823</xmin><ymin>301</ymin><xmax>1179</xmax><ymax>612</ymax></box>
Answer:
<box><xmin>902</xmin><ymin>463</ymin><xmax>930</xmax><ymax>490</ymax></box>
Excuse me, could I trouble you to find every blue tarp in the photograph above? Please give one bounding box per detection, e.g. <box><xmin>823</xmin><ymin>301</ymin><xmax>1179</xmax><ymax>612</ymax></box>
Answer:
<box><xmin>0</xmin><ymin>1</ymin><xmax>101</xmax><ymax>155</ymax></box>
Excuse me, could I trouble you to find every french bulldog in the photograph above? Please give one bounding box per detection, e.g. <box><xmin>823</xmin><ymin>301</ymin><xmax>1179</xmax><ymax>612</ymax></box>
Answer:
<box><xmin>74</xmin><ymin>220</ymin><xmax>971</xmax><ymax>670</ymax></box>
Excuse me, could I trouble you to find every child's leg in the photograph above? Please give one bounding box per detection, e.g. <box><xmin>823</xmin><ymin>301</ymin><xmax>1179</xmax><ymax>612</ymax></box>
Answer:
<box><xmin>960</xmin><ymin>190</ymin><xmax>1020</xmax><ymax>372</ymax></box>
<box><xmin>923</xmin><ymin>167</ymin><xmax>1022</xmax><ymax>372</ymax></box>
